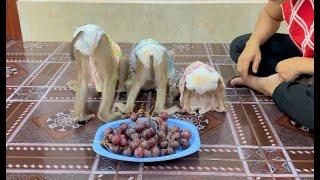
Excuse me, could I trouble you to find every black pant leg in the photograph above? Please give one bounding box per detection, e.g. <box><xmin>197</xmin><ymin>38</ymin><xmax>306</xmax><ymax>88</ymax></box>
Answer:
<box><xmin>229</xmin><ymin>33</ymin><xmax>302</xmax><ymax>77</ymax></box>
<box><xmin>272</xmin><ymin>82</ymin><xmax>314</xmax><ymax>130</ymax></box>
<box><xmin>229</xmin><ymin>33</ymin><xmax>251</xmax><ymax>65</ymax></box>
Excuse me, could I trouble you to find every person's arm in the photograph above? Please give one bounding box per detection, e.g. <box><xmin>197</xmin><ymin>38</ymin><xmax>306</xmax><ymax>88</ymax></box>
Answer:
<box><xmin>276</xmin><ymin>57</ymin><xmax>314</xmax><ymax>81</ymax></box>
<box><xmin>238</xmin><ymin>2</ymin><xmax>284</xmax><ymax>78</ymax></box>
<box><xmin>298</xmin><ymin>57</ymin><xmax>314</xmax><ymax>75</ymax></box>
<box><xmin>247</xmin><ymin>2</ymin><xmax>284</xmax><ymax>46</ymax></box>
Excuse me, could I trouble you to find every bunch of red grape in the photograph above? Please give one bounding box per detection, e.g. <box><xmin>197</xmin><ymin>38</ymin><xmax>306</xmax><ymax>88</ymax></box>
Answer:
<box><xmin>102</xmin><ymin>110</ymin><xmax>192</xmax><ymax>158</ymax></box>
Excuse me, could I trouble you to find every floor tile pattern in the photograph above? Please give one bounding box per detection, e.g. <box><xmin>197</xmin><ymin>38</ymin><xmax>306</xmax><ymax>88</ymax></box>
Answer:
<box><xmin>6</xmin><ymin>41</ymin><xmax>314</xmax><ymax>180</ymax></box>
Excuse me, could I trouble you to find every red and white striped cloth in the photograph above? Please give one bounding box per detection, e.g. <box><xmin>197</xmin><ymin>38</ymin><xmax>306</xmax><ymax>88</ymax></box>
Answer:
<box><xmin>281</xmin><ymin>0</ymin><xmax>314</xmax><ymax>58</ymax></box>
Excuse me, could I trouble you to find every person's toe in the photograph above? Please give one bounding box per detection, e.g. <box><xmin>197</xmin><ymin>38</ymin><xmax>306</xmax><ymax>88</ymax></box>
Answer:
<box><xmin>230</xmin><ymin>77</ymin><xmax>245</xmax><ymax>86</ymax></box>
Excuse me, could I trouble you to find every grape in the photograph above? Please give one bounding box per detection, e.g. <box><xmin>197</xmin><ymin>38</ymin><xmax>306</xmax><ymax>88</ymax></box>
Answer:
<box><xmin>159</xmin><ymin>122</ymin><xmax>168</xmax><ymax>132</ymax></box>
<box><xmin>136</xmin><ymin>118</ymin><xmax>144</xmax><ymax>124</ymax></box>
<box><xmin>148</xmin><ymin>128</ymin><xmax>155</xmax><ymax>138</ymax></box>
<box><xmin>166</xmin><ymin>131</ymin><xmax>173</xmax><ymax>140</ymax></box>
<box><xmin>120</xmin><ymin>138</ymin><xmax>128</xmax><ymax>147</ymax></box>
<box><xmin>125</xmin><ymin>127</ymin><xmax>136</xmax><ymax>137</ymax></box>
<box><xmin>104</xmin><ymin>128</ymin><xmax>113</xmax><ymax>136</ymax></box>
<box><xmin>141</xmin><ymin>129</ymin><xmax>151</xmax><ymax>139</ymax></box>
<box><xmin>119</xmin><ymin>123</ymin><xmax>129</xmax><ymax>131</ymax></box>
<box><xmin>111</xmin><ymin>134</ymin><xmax>121</xmax><ymax>145</ymax></box>
<box><xmin>160</xmin><ymin>149</ymin><xmax>167</xmax><ymax>156</ymax></box>
<box><xmin>141</xmin><ymin>140</ymin><xmax>151</xmax><ymax>150</ymax></box>
<box><xmin>135</xmin><ymin>122</ymin><xmax>144</xmax><ymax>132</ymax></box>
<box><xmin>130</xmin><ymin>112</ymin><xmax>138</xmax><ymax>121</ymax></box>
<box><xmin>148</xmin><ymin>137</ymin><xmax>157</xmax><ymax>147</ymax></box>
<box><xmin>180</xmin><ymin>138</ymin><xmax>190</xmax><ymax>149</ymax></box>
<box><xmin>113</xmin><ymin>128</ymin><xmax>123</xmax><ymax>135</ymax></box>
<box><xmin>143</xmin><ymin>149</ymin><xmax>152</xmax><ymax>158</ymax></box>
<box><xmin>151</xmin><ymin>146</ymin><xmax>161</xmax><ymax>157</ymax></box>
<box><xmin>159</xmin><ymin>140</ymin><xmax>168</xmax><ymax>148</ymax></box>
<box><xmin>166</xmin><ymin>147</ymin><xmax>175</xmax><ymax>155</ymax></box>
<box><xmin>169</xmin><ymin>140</ymin><xmax>180</xmax><ymax>149</ymax></box>
<box><xmin>120</xmin><ymin>134</ymin><xmax>126</xmax><ymax>139</ymax></box>
<box><xmin>157</xmin><ymin>130</ymin><xmax>166</xmax><ymax>140</ymax></box>
<box><xmin>160</xmin><ymin>112</ymin><xmax>169</xmax><ymax>121</ymax></box>
<box><xmin>150</xmin><ymin>119</ymin><xmax>159</xmax><ymax>130</ymax></box>
<box><xmin>148</xmin><ymin>128</ymin><xmax>156</xmax><ymax>137</ymax></box>
<box><xmin>171</xmin><ymin>125</ymin><xmax>180</xmax><ymax>133</ymax></box>
<box><xmin>144</xmin><ymin>120</ymin><xmax>151</xmax><ymax>129</ymax></box>
<box><xmin>123</xmin><ymin>147</ymin><xmax>133</xmax><ymax>156</ymax></box>
<box><xmin>134</xmin><ymin>148</ymin><xmax>144</xmax><ymax>158</ymax></box>
<box><xmin>157</xmin><ymin>117</ymin><xmax>165</xmax><ymax>124</ymax></box>
<box><xmin>140</xmin><ymin>137</ymin><xmax>147</xmax><ymax>142</ymax></box>
<box><xmin>171</xmin><ymin>132</ymin><xmax>181</xmax><ymax>141</ymax></box>
<box><xmin>181</xmin><ymin>130</ymin><xmax>191</xmax><ymax>139</ymax></box>
<box><xmin>106</xmin><ymin>134</ymin><xmax>113</xmax><ymax>141</ymax></box>
<box><xmin>131</xmin><ymin>133</ymin><xmax>140</xmax><ymax>140</ymax></box>
<box><xmin>131</xmin><ymin>139</ymin><xmax>140</xmax><ymax>150</ymax></box>
<box><xmin>109</xmin><ymin>144</ymin><xmax>120</xmax><ymax>154</ymax></box>
<box><xmin>103</xmin><ymin>111</ymin><xmax>192</xmax><ymax>158</ymax></box>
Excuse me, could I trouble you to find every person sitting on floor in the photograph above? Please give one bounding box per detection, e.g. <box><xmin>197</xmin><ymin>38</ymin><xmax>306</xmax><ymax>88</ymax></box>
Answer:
<box><xmin>229</xmin><ymin>0</ymin><xmax>314</xmax><ymax>132</ymax></box>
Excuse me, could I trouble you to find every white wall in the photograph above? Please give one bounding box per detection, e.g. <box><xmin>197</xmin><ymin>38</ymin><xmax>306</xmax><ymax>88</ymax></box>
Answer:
<box><xmin>17</xmin><ymin>0</ymin><xmax>287</xmax><ymax>42</ymax></box>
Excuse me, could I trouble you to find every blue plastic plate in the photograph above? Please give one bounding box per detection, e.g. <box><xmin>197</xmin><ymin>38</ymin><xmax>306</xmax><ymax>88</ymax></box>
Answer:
<box><xmin>92</xmin><ymin>118</ymin><xmax>201</xmax><ymax>162</ymax></box>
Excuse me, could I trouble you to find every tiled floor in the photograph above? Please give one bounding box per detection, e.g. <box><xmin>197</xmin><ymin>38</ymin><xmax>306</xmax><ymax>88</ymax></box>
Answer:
<box><xmin>6</xmin><ymin>41</ymin><xmax>314</xmax><ymax>180</ymax></box>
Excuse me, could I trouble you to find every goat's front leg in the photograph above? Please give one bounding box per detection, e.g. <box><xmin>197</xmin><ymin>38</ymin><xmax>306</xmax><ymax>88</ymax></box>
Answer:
<box><xmin>152</xmin><ymin>54</ymin><xmax>168</xmax><ymax>114</ymax></box>
<box><xmin>97</xmin><ymin>76</ymin><xmax>122</xmax><ymax>122</ymax></box>
<box><xmin>153</xmin><ymin>76</ymin><xmax>167</xmax><ymax>114</ymax></box>
<box><xmin>198</xmin><ymin>92</ymin><xmax>207</xmax><ymax>114</ymax></box>
<box><xmin>213</xmin><ymin>81</ymin><xmax>227</xmax><ymax>112</ymax></box>
<box><xmin>117</xmin><ymin>55</ymin><xmax>129</xmax><ymax>93</ymax></box>
<box><xmin>74</xmin><ymin>77</ymin><xmax>95</xmax><ymax>122</ymax></box>
<box><xmin>181</xmin><ymin>89</ymin><xmax>197</xmax><ymax>115</ymax></box>
<box><xmin>154</xmin><ymin>81</ymin><xmax>180</xmax><ymax>115</ymax></box>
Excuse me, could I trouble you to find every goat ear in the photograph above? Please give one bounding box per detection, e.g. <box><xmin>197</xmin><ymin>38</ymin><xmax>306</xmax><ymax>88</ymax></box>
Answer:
<box><xmin>70</xmin><ymin>31</ymin><xmax>83</xmax><ymax>60</ymax></box>
<box><xmin>97</xmin><ymin>34</ymin><xmax>113</xmax><ymax>57</ymax></box>
<box><xmin>98</xmin><ymin>34</ymin><xmax>111</xmax><ymax>49</ymax></box>
<box><xmin>99</xmin><ymin>34</ymin><xmax>109</xmax><ymax>43</ymax></box>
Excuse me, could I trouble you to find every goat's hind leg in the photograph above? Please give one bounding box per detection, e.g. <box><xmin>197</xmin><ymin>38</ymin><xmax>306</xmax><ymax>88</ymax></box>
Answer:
<box><xmin>67</xmin><ymin>80</ymin><xmax>79</xmax><ymax>92</ymax></box>
<box><xmin>114</xmin><ymin>61</ymin><xmax>146</xmax><ymax>114</ymax></box>
<box><xmin>153</xmin><ymin>55</ymin><xmax>179</xmax><ymax>115</ymax></box>
<box><xmin>213</xmin><ymin>80</ymin><xmax>227</xmax><ymax>112</ymax></box>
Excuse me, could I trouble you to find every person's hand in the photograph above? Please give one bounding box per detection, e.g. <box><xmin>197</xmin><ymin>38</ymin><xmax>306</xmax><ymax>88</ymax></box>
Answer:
<box><xmin>237</xmin><ymin>40</ymin><xmax>261</xmax><ymax>79</ymax></box>
<box><xmin>276</xmin><ymin>57</ymin><xmax>302</xmax><ymax>81</ymax></box>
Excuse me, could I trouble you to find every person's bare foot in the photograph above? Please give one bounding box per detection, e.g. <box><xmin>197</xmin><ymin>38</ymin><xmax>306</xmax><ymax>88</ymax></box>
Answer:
<box><xmin>230</xmin><ymin>74</ymin><xmax>284</xmax><ymax>96</ymax></box>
